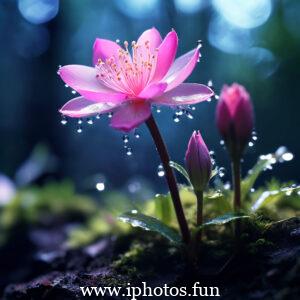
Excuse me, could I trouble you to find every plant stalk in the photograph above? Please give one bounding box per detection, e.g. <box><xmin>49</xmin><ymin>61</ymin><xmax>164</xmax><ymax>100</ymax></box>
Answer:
<box><xmin>232</xmin><ymin>159</ymin><xmax>241</xmax><ymax>213</ymax></box>
<box><xmin>146</xmin><ymin>114</ymin><xmax>191</xmax><ymax>244</ymax></box>
<box><xmin>232</xmin><ymin>158</ymin><xmax>241</xmax><ymax>239</ymax></box>
<box><xmin>195</xmin><ymin>190</ymin><xmax>203</xmax><ymax>242</ymax></box>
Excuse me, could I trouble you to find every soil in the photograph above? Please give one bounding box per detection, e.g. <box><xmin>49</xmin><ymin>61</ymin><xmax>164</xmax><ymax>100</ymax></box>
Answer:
<box><xmin>1</xmin><ymin>218</ymin><xmax>300</xmax><ymax>300</ymax></box>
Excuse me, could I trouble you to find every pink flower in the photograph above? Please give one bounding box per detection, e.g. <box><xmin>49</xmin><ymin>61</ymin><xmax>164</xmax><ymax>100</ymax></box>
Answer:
<box><xmin>58</xmin><ymin>28</ymin><xmax>214</xmax><ymax>132</ymax></box>
<box><xmin>216</xmin><ymin>83</ymin><xmax>254</xmax><ymax>157</ymax></box>
<box><xmin>185</xmin><ymin>131</ymin><xmax>212</xmax><ymax>192</ymax></box>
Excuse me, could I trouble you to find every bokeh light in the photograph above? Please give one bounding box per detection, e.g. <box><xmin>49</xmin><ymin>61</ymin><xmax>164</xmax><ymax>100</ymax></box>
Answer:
<box><xmin>114</xmin><ymin>0</ymin><xmax>160</xmax><ymax>19</ymax></box>
<box><xmin>174</xmin><ymin>0</ymin><xmax>207</xmax><ymax>14</ymax></box>
<box><xmin>213</xmin><ymin>0</ymin><xmax>272</xmax><ymax>29</ymax></box>
<box><xmin>208</xmin><ymin>16</ymin><xmax>253</xmax><ymax>53</ymax></box>
<box><xmin>18</xmin><ymin>0</ymin><xmax>59</xmax><ymax>25</ymax></box>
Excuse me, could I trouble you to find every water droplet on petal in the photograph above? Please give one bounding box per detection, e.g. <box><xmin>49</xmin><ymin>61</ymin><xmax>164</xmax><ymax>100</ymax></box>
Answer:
<box><xmin>214</xmin><ymin>95</ymin><xmax>220</xmax><ymax>100</ymax></box>
<box><xmin>78</xmin><ymin>118</ymin><xmax>83</xmax><ymax>125</ymax></box>
<box><xmin>107</xmin><ymin>112</ymin><xmax>113</xmax><ymax>118</ymax></box>
<box><xmin>250</xmin><ymin>188</ymin><xmax>255</xmax><ymax>192</ymax></box>
<box><xmin>116</xmin><ymin>39</ymin><xmax>120</xmax><ymax>43</ymax></box>
<box><xmin>220</xmin><ymin>140</ymin><xmax>225</xmax><ymax>146</ymax></box>
<box><xmin>156</xmin><ymin>106</ymin><xmax>161</xmax><ymax>113</ymax></box>
<box><xmin>207</xmin><ymin>97</ymin><xmax>212</xmax><ymax>102</ymax></box>
<box><xmin>157</xmin><ymin>164</ymin><xmax>165</xmax><ymax>177</ymax></box>
<box><xmin>96</xmin><ymin>114</ymin><xmax>101</xmax><ymax>119</ymax></box>
<box><xmin>191</xmin><ymin>106</ymin><xmax>196</xmax><ymax>110</ymax></box>
<box><xmin>208</xmin><ymin>80</ymin><xmax>213</xmax><ymax>87</ymax></box>
<box><xmin>64</xmin><ymin>84</ymin><xmax>69</xmax><ymax>88</ymax></box>
<box><xmin>248</xmin><ymin>141</ymin><xmax>254</xmax><ymax>147</ymax></box>
<box><xmin>71</xmin><ymin>90</ymin><xmax>76</xmax><ymax>94</ymax></box>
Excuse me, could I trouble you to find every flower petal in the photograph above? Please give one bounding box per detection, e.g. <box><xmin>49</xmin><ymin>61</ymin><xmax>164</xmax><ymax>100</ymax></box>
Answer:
<box><xmin>137</xmin><ymin>27</ymin><xmax>162</xmax><ymax>53</ymax></box>
<box><xmin>59</xmin><ymin>96</ymin><xmax>118</xmax><ymax>118</ymax></box>
<box><xmin>163</xmin><ymin>48</ymin><xmax>199</xmax><ymax>92</ymax></box>
<box><xmin>59</xmin><ymin>65</ymin><xmax>126</xmax><ymax>102</ymax></box>
<box><xmin>150</xmin><ymin>30</ymin><xmax>178</xmax><ymax>83</ymax></box>
<box><xmin>138</xmin><ymin>82</ymin><xmax>167</xmax><ymax>99</ymax></box>
<box><xmin>93</xmin><ymin>38</ymin><xmax>122</xmax><ymax>66</ymax></box>
<box><xmin>152</xmin><ymin>83</ymin><xmax>214</xmax><ymax>106</ymax></box>
<box><xmin>110</xmin><ymin>101</ymin><xmax>151</xmax><ymax>132</ymax></box>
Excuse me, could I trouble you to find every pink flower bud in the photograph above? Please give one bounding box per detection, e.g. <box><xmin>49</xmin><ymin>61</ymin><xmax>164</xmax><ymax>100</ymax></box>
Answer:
<box><xmin>185</xmin><ymin>131</ymin><xmax>212</xmax><ymax>192</ymax></box>
<box><xmin>216</xmin><ymin>83</ymin><xmax>254</xmax><ymax>158</ymax></box>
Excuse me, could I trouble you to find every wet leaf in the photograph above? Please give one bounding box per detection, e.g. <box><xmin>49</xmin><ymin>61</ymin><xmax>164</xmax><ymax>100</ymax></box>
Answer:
<box><xmin>251</xmin><ymin>186</ymin><xmax>300</xmax><ymax>211</ymax></box>
<box><xmin>154</xmin><ymin>194</ymin><xmax>173</xmax><ymax>225</ymax></box>
<box><xmin>242</xmin><ymin>155</ymin><xmax>275</xmax><ymax>201</ymax></box>
<box><xmin>118</xmin><ymin>211</ymin><xmax>181</xmax><ymax>244</ymax></box>
<box><xmin>169</xmin><ymin>161</ymin><xmax>192</xmax><ymax>186</ymax></box>
<box><xmin>197</xmin><ymin>213</ymin><xmax>250</xmax><ymax>231</ymax></box>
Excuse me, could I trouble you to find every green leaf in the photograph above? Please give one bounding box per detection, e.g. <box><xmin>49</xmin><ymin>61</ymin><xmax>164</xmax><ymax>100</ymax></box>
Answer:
<box><xmin>154</xmin><ymin>194</ymin><xmax>173</xmax><ymax>225</ymax></box>
<box><xmin>241</xmin><ymin>155</ymin><xmax>275</xmax><ymax>201</ymax></box>
<box><xmin>169</xmin><ymin>161</ymin><xmax>192</xmax><ymax>186</ymax></box>
<box><xmin>197</xmin><ymin>213</ymin><xmax>250</xmax><ymax>231</ymax></box>
<box><xmin>118</xmin><ymin>211</ymin><xmax>181</xmax><ymax>244</ymax></box>
<box><xmin>251</xmin><ymin>186</ymin><xmax>300</xmax><ymax>211</ymax></box>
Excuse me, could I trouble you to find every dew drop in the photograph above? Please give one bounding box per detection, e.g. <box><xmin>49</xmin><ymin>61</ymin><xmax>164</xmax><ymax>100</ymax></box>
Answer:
<box><xmin>64</xmin><ymin>84</ymin><xmax>69</xmax><ymax>88</ymax></box>
<box><xmin>78</xmin><ymin>118</ymin><xmax>83</xmax><ymax>125</ymax></box>
<box><xmin>116</xmin><ymin>39</ymin><xmax>120</xmax><ymax>43</ymax></box>
<box><xmin>173</xmin><ymin>114</ymin><xmax>180</xmax><ymax>123</ymax></box>
<box><xmin>207</xmin><ymin>97</ymin><xmax>212</xmax><ymax>102</ymax></box>
<box><xmin>156</xmin><ymin>106</ymin><xmax>161</xmax><ymax>113</ymax></box>
<box><xmin>214</xmin><ymin>95</ymin><xmax>220</xmax><ymax>100</ymax></box>
<box><xmin>57</xmin><ymin>65</ymin><xmax>62</xmax><ymax>75</ymax></box>
<box><xmin>157</xmin><ymin>164</ymin><xmax>165</xmax><ymax>177</ymax></box>
<box><xmin>185</xmin><ymin>111</ymin><xmax>194</xmax><ymax>119</ymax></box>
<box><xmin>134</xmin><ymin>129</ymin><xmax>140</xmax><ymax>139</ymax></box>
<box><xmin>60</xmin><ymin>116</ymin><xmax>67</xmax><ymax>125</ymax></box>
<box><xmin>281</xmin><ymin>152</ymin><xmax>294</xmax><ymax>162</ymax></box>
<box><xmin>218</xmin><ymin>167</ymin><xmax>226</xmax><ymax>178</ymax></box>
<box><xmin>96</xmin><ymin>114</ymin><xmax>101</xmax><ymax>119</ymax></box>
<box><xmin>87</xmin><ymin>118</ymin><xmax>94</xmax><ymax>125</ymax></box>
<box><xmin>96</xmin><ymin>182</ymin><xmax>105</xmax><ymax>191</ymax></box>
<box><xmin>126</xmin><ymin>147</ymin><xmax>133</xmax><ymax>156</ymax></box>
<box><xmin>208</xmin><ymin>80</ymin><xmax>213</xmax><ymax>87</ymax></box>
<box><xmin>209</xmin><ymin>150</ymin><xmax>216</xmax><ymax>160</ymax></box>
<box><xmin>175</xmin><ymin>108</ymin><xmax>184</xmax><ymax>116</ymax></box>
<box><xmin>248</xmin><ymin>141</ymin><xmax>254</xmax><ymax>147</ymax></box>
<box><xmin>77</xmin><ymin>126</ymin><xmax>83</xmax><ymax>133</ymax></box>
<box><xmin>191</xmin><ymin>106</ymin><xmax>196</xmax><ymax>111</ymax></box>
<box><xmin>197</xmin><ymin>39</ymin><xmax>202</xmax><ymax>49</ymax></box>
<box><xmin>107</xmin><ymin>112</ymin><xmax>113</xmax><ymax>118</ymax></box>
<box><xmin>123</xmin><ymin>135</ymin><xmax>129</xmax><ymax>143</ymax></box>
<box><xmin>71</xmin><ymin>90</ymin><xmax>76</xmax><ymax>95</ymax></box>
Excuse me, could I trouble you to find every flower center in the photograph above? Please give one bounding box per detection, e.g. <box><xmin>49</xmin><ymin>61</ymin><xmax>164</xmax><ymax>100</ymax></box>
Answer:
<box><xmin>95</xmin><ymin>40</ymin><xmax>158</xmax><ymax>96</ymax></box>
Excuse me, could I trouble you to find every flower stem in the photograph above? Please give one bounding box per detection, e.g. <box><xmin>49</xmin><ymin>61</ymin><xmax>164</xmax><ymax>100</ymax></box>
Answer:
<box><xmin>232</xmin><ymin>159</ymin><xmax>241</xmax><ymax>213</ymax></box>
<box><xmin>232</xmin><ymin>158</ymin><xmax>241</xmax><ymax>239</ymax></box>
<box><xmin>146</xmin><ymin>114</ymin><xmax>191</xmax><ymax>244</ymax></box>
<box><xmin>195</xmin><ymin>190</ymin><xmax>203</xmax><ymax>243</ymax></box>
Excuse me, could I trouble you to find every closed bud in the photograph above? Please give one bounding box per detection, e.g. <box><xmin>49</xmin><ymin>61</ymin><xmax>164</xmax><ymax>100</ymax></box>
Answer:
<box><xmin>185</xmin><ymin>131</ymin><xmax>212</xmax><ymax>192</ymax></box>
<box><xmin>216</xmin><ymin>83</ymin><xmax>254</xmax><ymax>159</ymax></box>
